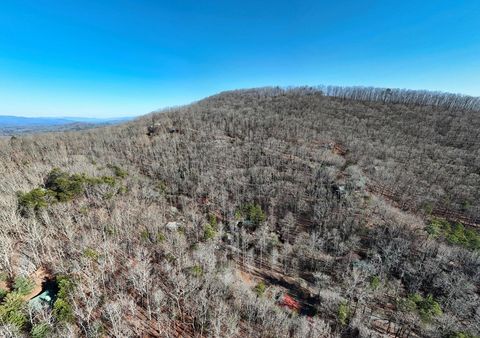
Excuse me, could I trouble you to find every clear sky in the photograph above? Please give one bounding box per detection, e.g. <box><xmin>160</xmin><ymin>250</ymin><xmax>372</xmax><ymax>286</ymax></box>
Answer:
<box><xmin>0</xmin><ymin>0</ymin><xmax>479</xmax><ymax>117</ymax></box>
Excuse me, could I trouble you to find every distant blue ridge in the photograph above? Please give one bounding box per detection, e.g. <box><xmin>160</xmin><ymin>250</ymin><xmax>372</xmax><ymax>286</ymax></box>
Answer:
<box><xmin>0</xmin><ymin>115</ymin><xmax>133</xmax><ymax>127</ymax></box>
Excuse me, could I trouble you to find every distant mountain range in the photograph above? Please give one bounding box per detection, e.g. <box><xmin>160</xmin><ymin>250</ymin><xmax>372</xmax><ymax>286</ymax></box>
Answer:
<box><xmin>0</xmin><ymin>115</ymin><xmax>132</xmax><ymax>127</ymax></box>
<box><xmin>0</xmin><ymin>115</ymin><xmax>133</xmax><ymax>135</ymax></box>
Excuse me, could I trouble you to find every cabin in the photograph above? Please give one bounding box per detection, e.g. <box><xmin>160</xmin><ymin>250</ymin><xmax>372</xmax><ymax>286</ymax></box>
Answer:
<box><xmin>147</xmin><ymin>123</ymin><xmax>162</xmax><ymax>136</ymax></box>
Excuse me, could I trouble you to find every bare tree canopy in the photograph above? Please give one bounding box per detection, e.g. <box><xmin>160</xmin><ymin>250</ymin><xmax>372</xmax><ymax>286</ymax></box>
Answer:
<box><xmin>0</xmin><ymin>87</ymin><xmax>478</xmax><ymax>337</ymax></box>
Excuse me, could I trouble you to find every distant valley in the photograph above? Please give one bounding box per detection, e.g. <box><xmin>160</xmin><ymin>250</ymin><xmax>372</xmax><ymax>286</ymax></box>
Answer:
<box><xmin>0</xmin><ymin>115</ymin><xmax>133</xmax><ymax>135</ymax></box>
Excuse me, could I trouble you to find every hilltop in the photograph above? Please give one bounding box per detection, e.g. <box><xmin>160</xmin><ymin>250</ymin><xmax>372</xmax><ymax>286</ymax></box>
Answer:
<box><xmin>0</xmin><ymin>87</ymin><xmax>478</xmax><ymax>337</ymax></box>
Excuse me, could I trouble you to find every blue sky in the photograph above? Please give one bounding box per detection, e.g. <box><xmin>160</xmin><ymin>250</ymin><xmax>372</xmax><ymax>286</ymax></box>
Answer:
<box><xmin>0</xmin><ymin>0</ymin><xmax>479</xmax><ymax>117</ymax></box>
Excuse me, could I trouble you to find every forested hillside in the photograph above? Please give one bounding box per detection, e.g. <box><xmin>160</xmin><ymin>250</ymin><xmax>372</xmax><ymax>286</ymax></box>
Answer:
<box><xmin>0</xmin><ymin>87</ymin><xmax>479</xmax><ymax>337</ymax></box>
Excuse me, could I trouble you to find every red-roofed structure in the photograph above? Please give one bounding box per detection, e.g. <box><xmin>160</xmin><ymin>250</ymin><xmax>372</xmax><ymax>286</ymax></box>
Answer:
<box><xmin>279</xmin><ymin>294</ymin><xmax>301</xmax><ymax>312</ymax></box>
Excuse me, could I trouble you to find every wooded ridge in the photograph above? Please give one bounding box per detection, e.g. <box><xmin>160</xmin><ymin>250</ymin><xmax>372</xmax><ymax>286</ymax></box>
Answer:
<box><xmin>0</xmin><ymin>86</ymin><xmax>478</xmax><ymax>337</ymax></box>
